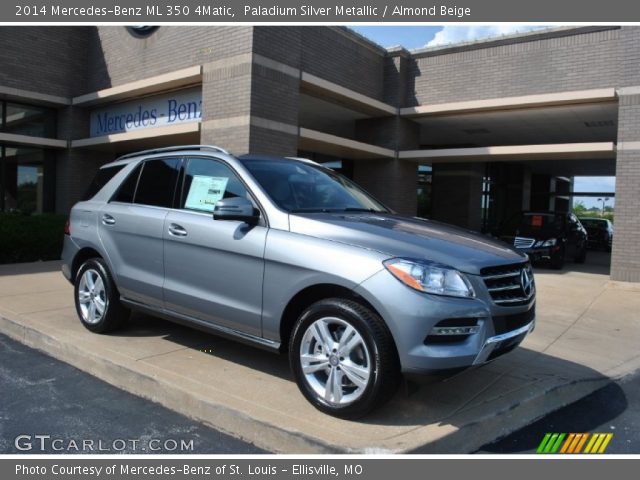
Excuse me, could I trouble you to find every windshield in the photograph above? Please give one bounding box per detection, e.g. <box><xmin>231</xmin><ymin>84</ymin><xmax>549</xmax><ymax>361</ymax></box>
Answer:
<box><xmin>503</xmin><ymin>212</ymin><xmax>565</xmax><ymax>231</ymax></box>
<box><xmin>240</xmin><ymin>158</ymin><xmax>389</xmax><ymax>213</ymax></box>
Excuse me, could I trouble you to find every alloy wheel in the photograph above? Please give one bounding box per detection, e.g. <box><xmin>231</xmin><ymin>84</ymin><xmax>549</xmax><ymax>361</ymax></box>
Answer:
<box><xmin>299</xmin><ymin>317</ymin><xmax>372</xmax><ymax>406</ymax></box>
<box><xmin>77</xmin><ymin>268</ymin><xmax>107</xmax><ymax>324</ymax></box>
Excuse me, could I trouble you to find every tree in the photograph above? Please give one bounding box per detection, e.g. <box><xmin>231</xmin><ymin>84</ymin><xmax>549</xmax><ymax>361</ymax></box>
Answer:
<box><xmin>573</xmin><ymin>200</ymin><xmax>588</xmax><ymax>216</ymax></box>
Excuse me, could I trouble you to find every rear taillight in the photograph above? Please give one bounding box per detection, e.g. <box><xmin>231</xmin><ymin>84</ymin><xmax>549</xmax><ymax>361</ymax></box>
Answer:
<box><xmin>64</xmin><ymin>219</ymin><xmax>71</xmax><ymax>236</ymax></box>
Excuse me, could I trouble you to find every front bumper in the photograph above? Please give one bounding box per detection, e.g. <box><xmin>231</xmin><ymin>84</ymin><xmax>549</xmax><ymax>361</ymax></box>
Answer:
<box><xmin>519</xmin><ymin>246</ymin><xmax>559</xmax><ymax>263</ymax></box>
<box><xmin>354</xmin><ymin>268</ymin><xmax>536</xmax><ymax>374</ymax></box>
<box><xmin>472</xmin><ymin>320</ymin><xmax>534</xmax><ymax>365</ymax></box>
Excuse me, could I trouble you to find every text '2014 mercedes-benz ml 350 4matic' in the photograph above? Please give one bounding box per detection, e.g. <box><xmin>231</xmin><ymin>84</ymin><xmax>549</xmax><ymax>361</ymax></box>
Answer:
<box><xmin>62</xmin><ymin>145</ymin><xmax>536</xmax><ymax>418</ymax></box>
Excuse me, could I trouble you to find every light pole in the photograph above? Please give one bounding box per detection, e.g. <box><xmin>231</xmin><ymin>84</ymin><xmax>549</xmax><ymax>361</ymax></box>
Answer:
<box><xmin>597</xmin><ymin>197</ymin><xmax>609</xmax><ymax>216</ymax></box>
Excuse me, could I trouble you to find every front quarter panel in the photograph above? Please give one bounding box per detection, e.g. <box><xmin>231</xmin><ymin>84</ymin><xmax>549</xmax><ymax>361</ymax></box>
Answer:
<box><xmin>261</xmin><ymin>229</ymin><xmax>388</xmax><ymax>341</ymax></box>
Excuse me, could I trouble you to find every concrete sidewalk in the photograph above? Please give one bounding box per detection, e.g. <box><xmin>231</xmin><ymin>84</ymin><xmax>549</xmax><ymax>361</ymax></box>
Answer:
<box><xmin>1</xmin><ymin>258</ymin><xmax>639</xmax><ymax>453</ymax></box>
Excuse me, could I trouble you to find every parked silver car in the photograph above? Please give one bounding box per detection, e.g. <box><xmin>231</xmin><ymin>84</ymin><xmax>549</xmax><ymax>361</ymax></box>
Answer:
<box><xmin>62</xmin><ymin>145</ymin><xmax>535</xmax><ymax>418</ymax></box>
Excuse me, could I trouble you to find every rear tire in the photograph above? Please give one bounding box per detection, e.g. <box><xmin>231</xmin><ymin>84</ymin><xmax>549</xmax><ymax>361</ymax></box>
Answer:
<box><xmin>289</xmin><ymin>298</ymin><xmax>400</xmax><ymax>419</ymax></box>
<box><xmin>550</xmin><ymin>246</ymin><xmax>565</xmax><ymax>270</ymax></box>
<box><xmin>74</xmin><ymin>258</ymin><xmax>128</xmax><ymax>333</ymax></box>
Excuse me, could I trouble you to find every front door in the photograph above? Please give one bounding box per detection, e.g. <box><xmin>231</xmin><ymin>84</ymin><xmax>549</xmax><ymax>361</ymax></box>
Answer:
<box><xmin>163</xmin><ymin>156</ymin><xmax>267</xmax><ymax>337</ymax></box>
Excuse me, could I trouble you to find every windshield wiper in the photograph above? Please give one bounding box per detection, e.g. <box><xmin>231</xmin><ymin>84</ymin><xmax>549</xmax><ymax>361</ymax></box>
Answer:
<box><xmin>290</xmin><ymin>208</ymin><xmax>336</xmax><ymax>213</ymax></box>
<box><xmin>290</xmin><ymin>207</ymin><xmax>384</xmax><ymax>214</ymax></box>
<box><xmin>341</xmin><ymin>208</ymin><xmax>381</xmax><ymax>213</ymax></box>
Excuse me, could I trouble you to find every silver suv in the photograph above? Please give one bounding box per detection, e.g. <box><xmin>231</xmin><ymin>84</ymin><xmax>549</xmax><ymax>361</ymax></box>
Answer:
<box><xmin>62</xmin><ymin>145</ymin><xmax>535</xmax><ymax>418</ymax></box>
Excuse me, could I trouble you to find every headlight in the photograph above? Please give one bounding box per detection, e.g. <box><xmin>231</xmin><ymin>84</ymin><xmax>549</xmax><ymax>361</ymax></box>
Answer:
<box><xmin>383</xmin><ymin>258</ymin><xmax>475</xmax><ymax>298</ymax></box>
<box><xmin>541</xmin><ymin>238</ymin><xmax>557</xmax><ymax>247</ymax></box>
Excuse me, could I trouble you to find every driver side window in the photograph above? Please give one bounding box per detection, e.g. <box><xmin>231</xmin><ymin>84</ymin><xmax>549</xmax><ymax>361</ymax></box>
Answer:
<box><xmin>179</xmin><ymin>157</ymin><xmax>249</xmax><ymax>213</ymax></box>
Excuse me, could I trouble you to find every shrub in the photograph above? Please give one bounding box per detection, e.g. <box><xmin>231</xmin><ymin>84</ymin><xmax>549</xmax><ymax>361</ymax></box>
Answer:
<box><xmin>0</xmin><ymin>213</ymin><xmax>67</xmax><ymax>264</ymax></box>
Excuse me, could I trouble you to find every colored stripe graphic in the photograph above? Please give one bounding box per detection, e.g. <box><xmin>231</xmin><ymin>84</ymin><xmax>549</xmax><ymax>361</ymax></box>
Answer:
<box><xmin>574</xmin><ymin>433</ymin><xmax>589</xmax><ymax>453</ymax></box>
<box><xmin>537</xmin><ymin>433</ymin><xmax>613</xmax><ymax>454</ymax></box>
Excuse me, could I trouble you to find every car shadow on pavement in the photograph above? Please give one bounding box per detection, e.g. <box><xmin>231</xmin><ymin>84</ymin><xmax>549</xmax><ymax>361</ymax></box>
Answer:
<box><xmin>116</xmin><ymin>311</ymin><xmax>293</xmax><ymax>382</ymax></box>
<box><xmin>109</xmin><ymin>311</ymin><xmax>614</xmax><ymax>432</ymax></box>
<box><xmin>478</xmin><ymin>380</ymin><xmax>627</xmax><ymax>453</ymax></box>
<box><xmin>532</xmin><ymin>251</ymin><xmax>611</xmax><ymax>276</ymax></box>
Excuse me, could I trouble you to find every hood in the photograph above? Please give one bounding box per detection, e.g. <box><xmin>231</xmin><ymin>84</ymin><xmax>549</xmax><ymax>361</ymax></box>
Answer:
<box><xmin>288</xmin><ymin>212</ymin><xmax>526</xmax><ymax>275</ymax></box>
<box><xmin>498</xmin><ymin>225</ymin><xmax>562</xmax><ymax>240</ymax></box>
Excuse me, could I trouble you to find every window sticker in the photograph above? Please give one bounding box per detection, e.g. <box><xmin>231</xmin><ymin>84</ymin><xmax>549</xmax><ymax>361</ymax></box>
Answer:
<box><xmin>185</xmin><ymin>175</ymin><xmax>229</xmax><ymax>212</ymax></box>
<box><xmin>531</xmin><ymin>215</ymin><xmax>543</xmax><ymax>227</ymax></box>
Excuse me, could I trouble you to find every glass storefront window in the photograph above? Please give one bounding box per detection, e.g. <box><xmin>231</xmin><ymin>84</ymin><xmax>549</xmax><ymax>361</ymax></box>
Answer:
<box><xmin>1</xmin><ymin>146</ymin><xmax>54</xmax><ymax>214</ymax></box>
<box><xmin>2</xmin><ymin>102</ymin><xmax>56</xmax><ymax>138</ymax></box>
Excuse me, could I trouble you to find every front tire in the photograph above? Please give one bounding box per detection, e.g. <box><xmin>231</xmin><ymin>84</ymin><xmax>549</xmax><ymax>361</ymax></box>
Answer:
<box><xmin>74</xmin><ymin>258</ymin><xmax>128</xmax><ymax>333</ymax></box>
<box><xmin>289</xmin><ymin>298</ymin><xmax>400</xmax><ymax>418</ymax></box>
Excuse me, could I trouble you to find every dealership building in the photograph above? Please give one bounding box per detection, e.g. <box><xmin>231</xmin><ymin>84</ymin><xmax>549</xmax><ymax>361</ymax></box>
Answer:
<box><xmin>0</xmin><ymin>25</ymin><xmax>639</xmax><ymax>282</ymax></box>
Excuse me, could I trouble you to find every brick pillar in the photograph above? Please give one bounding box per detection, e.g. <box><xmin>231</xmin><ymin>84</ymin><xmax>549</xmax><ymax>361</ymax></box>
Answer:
<box><xmin>431</xmin><ymin>163</ymin><xmax>484</xmax><ymax>232</ymax></box>
<box><xmin>247</xmin><ymin>57</ymin><xmax>300</xmax><ymax>156</ymax></box>
<box><xmin>352</xmin><ymin>117</ymin><xmax>419</xmax><ymax>216</ymax></box>
<box><xmin>351</xmin><ymin>48</ymin><xmax>419</xmax><ymax>217</ymax></box>
<box><xmin>55</xmin><ymin>106</ymin><xmax>113</xmax><ymax>214</ymax></box>
<box><xmin>200</xmin><ymin>56</ymin><xmax>253</xmax><ymax>155</ymax></box>
<box><xmin>611</xmin><ymin>92</ymin><xmax>640</xmax><ymax>282</ymax></box>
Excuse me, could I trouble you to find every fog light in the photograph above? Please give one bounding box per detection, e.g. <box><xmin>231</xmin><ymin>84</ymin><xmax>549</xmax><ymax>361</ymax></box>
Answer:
<box><xmin>431</xmin><ymin>326</ymin><xmax>480</xmax><ymax>336</ymax></box>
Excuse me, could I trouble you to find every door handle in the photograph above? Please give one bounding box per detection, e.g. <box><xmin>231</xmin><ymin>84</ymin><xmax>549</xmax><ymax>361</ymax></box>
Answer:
<box><xmin>102</xmin><ymin>214</ymin><xmax>116</xmax><ymax>225</ymax></box>
<box><xmin>168</xmin><ymin>223</ymin><xmax>188</xmax><ymax>237</ymax></box>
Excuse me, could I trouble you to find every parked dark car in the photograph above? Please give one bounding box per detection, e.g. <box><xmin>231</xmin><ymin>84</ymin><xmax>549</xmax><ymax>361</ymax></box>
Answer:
<box><xmin>496</xmin><ymin>211</ymin><xmax>588</xmax><ymax>269</ymax></box>
<box><xmin>580</xmin><ymin>217</ymin><xmax>613</xmax><ymax>252</ymax></box>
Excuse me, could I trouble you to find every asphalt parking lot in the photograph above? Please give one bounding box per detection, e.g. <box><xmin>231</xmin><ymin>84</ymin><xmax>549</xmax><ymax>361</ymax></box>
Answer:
<box><xmin>0</xmin><ymin>333</ymin><xmax>263</xmax><ymax>454</ymax></box>
<box><xmin>1</xmin><ymin>253</ymin><xmax>639</xmax><ymax>453</ymax></box>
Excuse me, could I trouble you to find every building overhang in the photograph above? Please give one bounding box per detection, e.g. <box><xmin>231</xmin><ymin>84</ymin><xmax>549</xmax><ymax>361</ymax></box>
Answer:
<box><xmin>401</xmin><ymin>88</ymin><xmax>617</xmax><ymax>117</ymax></box>
<box><xmin>0</xmin><ymin>85</ymin><xmax>70</xmax><ymax>107</ymax></box>
<box><xmin>300</xmin><ymin>72</ymin><xmax>396</xmax><ymax>117</ymax></box>
<box><xmin>299</xmin><ymin>128</ymin><xmax>394</xmax><ymax>159</ymax></box>
<box><xmin>399</xmin><ymin>142</ymin><xmax>616</xmax><ymax>163</ymax></box>
<box><xmin>72</xmin><ymin>66</ymin><xmax>202</xmax><ymax>107</ymax></box>
<box><xmin>0</xmin><ymin>132</ymin><xmax>67</xmax><ymax>149</ymax></box>
<box><xmin>71</xmin><ymin>123</ymin><xmax>200</xmax><ymax>151</ymax></box>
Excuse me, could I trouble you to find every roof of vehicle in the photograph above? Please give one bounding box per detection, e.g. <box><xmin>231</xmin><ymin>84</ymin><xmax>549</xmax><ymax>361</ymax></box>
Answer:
<box><xmin>101</xmin><ymin>145</ymin><xmax>232</xmax><ymax>168</ymax></box>
<box><xmin>238</xmin><ymin>154</ymin><xmax>324</xmax><ymax>168</ymax></box>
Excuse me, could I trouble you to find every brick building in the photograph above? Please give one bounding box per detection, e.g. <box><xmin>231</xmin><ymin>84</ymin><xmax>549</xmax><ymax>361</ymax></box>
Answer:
<box><xmin>0</xmin><ymin>26</ymin><xmax>638</xmax><ymax>281</ymax></box>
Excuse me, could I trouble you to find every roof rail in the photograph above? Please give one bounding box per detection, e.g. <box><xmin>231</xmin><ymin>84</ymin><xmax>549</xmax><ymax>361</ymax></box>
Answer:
<box><xmin>116</xmin><ymin>145</ymin><xmax>230</xmax><ymax>161</ymax></box>
<box><xmin>285</xmin><ymin>156</ymin><xmax>323</xmax><ymax>167</ymax></box>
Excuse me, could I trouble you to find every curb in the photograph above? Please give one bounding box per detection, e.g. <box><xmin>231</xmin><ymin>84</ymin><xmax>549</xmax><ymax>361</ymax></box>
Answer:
<box><xmin>0</xmin><ymin>311</ymin><xmax>611</xmax><ymax>454</ymax></box>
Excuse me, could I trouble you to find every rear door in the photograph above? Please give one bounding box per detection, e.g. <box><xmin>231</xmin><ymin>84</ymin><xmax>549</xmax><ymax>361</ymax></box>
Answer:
<box><xmin>98</xmin><ymin>157</ymin><xmax>180</xmax><ymax>307</ymax></box>
<box><xmin>162</xmin><ymin>156</ymin><xmax>267</xmax><ymax>337</ymax></box>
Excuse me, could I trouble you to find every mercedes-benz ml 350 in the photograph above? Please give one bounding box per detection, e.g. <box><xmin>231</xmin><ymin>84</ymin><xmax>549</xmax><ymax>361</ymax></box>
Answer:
<box><xmin>62</xmin><ymin>145</ymin><xmax>536</xmax><ymax>418</ymax></box>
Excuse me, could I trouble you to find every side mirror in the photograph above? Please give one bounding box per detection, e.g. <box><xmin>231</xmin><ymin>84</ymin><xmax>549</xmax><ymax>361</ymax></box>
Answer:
<box><xmin>213</xmin><ymin>197</ymin><xmax>259</xmax><ymax>223</ymax></box>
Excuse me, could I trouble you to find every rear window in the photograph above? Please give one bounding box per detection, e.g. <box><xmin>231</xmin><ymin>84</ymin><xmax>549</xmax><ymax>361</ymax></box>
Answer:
<box><xmin>112</xmin><ymin>164</ymin><xmax>142</xmax><ymax>204</ymax></box>
<box><xmin>580</xmin><ymin>219</ymin><xmax>607</xmax><ymax>229</ymax></box>
<box><xmin>133</xmin><ymin>158</ymin><xmax>181</xmax><ymax>208</ymax></box>
<box><xmin>81</xmin><ymin>165</ymin><xmax>125</xmax><ymax>201</ymax></box>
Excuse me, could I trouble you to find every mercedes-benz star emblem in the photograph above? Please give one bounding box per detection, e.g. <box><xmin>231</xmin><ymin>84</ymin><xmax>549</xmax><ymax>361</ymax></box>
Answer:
<box><xmin>520</xmin><ymin>268</ymin><xmax>533</xmax><ymax>297</ymax></box>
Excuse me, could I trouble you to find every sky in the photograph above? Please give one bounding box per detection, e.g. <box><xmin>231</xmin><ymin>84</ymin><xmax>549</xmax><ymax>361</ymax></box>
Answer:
<box><xmin>349</xmin><ymin>25</ymin><xmax>548</xmax><ymax>50</ymax></box>
<box><xmin>349</xmin><ymin>26</ymin><xmax>616</xmax><ymax>210</ymax></box>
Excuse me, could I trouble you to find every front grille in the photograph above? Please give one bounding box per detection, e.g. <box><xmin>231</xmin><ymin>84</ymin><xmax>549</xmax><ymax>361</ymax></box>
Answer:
<box><xmin>481</xmin><ymin>262</ymin><xmax>535</xmax><ymax>306</ymax></box>
<box><xmin>514</xmin><ymin>236</ymin><xmax>535</xmax><ymax>249</ymax></box>
<box><xmin>492</xmin><ymin>305</ymin><xmax>535</xmax><ymax>335</ymax></box>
